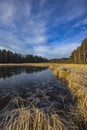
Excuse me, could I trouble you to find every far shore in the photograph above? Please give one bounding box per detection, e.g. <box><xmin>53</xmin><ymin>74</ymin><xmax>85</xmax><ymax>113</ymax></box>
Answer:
<box><xmin>0</xmin><ymin>63</ymin><xmax>87</xmax><ymax>66</ymax></box>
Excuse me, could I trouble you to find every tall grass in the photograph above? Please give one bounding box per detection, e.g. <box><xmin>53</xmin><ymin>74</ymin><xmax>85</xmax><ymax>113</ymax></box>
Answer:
<box><xmin>50</xmin><ymin>64</ymin><xmax>87</xmax><ymax>123</ymax></box>
<box><xmin>2</xmin><ymin>97</ymin><xmax>79</xmax><ymax>130</ymax></box>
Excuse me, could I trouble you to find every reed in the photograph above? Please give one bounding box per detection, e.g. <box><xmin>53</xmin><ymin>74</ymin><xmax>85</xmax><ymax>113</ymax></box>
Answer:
<box><xmin>2</xmin><ymin>97</ymin><xmax>79</xmax><ymax>130</ymax></box>
<box><xmin>50</xmin><ymin>64</ymin><xmax>87</xmax><ymax>123</ymax></box>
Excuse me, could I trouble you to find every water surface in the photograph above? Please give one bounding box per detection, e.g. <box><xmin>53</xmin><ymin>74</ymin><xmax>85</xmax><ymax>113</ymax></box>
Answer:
<box><xmin>0</xmin><ymin>66</ymin><xmax>74</xmax><ymax>112</ymax></box>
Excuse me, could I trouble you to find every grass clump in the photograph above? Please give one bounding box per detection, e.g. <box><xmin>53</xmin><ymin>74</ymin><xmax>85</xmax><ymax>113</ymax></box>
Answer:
<box><xmin>2</xmin><ymin>97</ymin><xmax>79</xmax><ymax>130</ymax></box>
<box><xmin>50</xmin><ymin>64</ymin><xmax>87</xmax><ymax>125</ymax></box>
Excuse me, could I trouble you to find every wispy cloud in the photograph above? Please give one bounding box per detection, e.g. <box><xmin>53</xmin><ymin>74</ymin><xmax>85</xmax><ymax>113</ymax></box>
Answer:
<box><xmin>0</xmin><ymin>0</ymin><xmax>16</xmax><ymax>25</ymax></box>
<box><xmin>34</xmin><ymin>42</ymin><xmax>80</xmax><ymax>59</ymax></box>
<box><xmin>73</xmin><ymin>18</ymin><xmax>87</xmax><ymax>28</ymax></box>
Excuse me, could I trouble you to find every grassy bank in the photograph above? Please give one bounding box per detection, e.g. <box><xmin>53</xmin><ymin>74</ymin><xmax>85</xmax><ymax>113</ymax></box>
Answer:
<box><xmin>49</xmin><ymin>64</ymin><xmax>87</xmax><ymax>122</ymax></box>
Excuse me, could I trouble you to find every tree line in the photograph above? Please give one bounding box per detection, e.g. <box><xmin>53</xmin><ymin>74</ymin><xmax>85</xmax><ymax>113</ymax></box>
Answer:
<box><xmin>49</xmin><ymin>38</ymin><xmax>87</xmax><ymax>64</ymax></box>
<box><xmin>70</xmin><ymin>38</ymin><xmax>87</xmax><ymax>64</ymax></box>
<box><xmin>0</xmin><ymin>50</ymin><xmax>48</xmax><ymax>63</ymax></box>
<box><xmin>49</xmin><ymin>58</ymin><xmax>70</xmax><ymax>63</ymax></box>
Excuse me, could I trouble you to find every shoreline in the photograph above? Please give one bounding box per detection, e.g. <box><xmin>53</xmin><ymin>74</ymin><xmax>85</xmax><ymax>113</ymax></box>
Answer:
<box><xmin>49</xmin><ymin>64</ymin><xmax>87</xmax><ymax>122</ymax></box>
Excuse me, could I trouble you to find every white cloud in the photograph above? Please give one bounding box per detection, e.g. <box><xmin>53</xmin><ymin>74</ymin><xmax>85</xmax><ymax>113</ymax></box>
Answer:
<box><xmin>0</xmin><ymin>45</ymin><xmax>9</xmax><ymax>50</ymax></box>
<box><xmin>0</xmin><ymin>30</ymin><xmax>25</xmax><ymax>52</ymax></box>
<box><xmin>0</xmin><ymin>0</ymin><xmax>16</xmax><ymax>25</ymax></box>
<box><xmin>34</xmin><ymin>42</ymin><xmax>80</xmax><ymax>59</ymax></box>
<box><xmin>25</xmin><ymin>35</ymin><xmax>47</xmax><ymax>44</ymax></box>
<box><xmin>0</xmin><ymin>0</ymin><xmax>32</xmax><ymax>25</ymax></box>
<box><xmin>20</xmin><ymin>12</ymin><xmax>48</xmax><ymax>44</ymax></box>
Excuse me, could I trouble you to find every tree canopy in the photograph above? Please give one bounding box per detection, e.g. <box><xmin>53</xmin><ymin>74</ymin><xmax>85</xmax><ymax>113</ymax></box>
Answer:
<box><xmin>70</xmin><ymin>38</ymin><xmax>87</xmax><ymax>64</ymax></box>
<box><xmin>0</xmin><ymin>50</ymin><xmax>48</xmax><ymax>63</ymax></box>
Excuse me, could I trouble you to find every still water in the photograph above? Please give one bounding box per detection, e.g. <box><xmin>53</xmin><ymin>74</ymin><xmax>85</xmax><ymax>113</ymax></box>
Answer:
<box><xmin>0</xmin><ymin>66</ymin><xmax>74</xmax><ymax>112</ymax></box>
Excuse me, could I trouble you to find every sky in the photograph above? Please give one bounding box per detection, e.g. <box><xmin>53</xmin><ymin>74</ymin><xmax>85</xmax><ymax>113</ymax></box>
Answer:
<box><xmin>0</xmin><ymin>0</ymin><xmax>87</xmax><ymax>59</ymax></box>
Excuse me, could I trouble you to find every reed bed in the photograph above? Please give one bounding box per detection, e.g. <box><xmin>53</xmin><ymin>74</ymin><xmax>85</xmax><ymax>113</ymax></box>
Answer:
<box><xmin>49</xmin><ymin>64</ymin><xmax>87</xmax><ymax>123</ymax></box>
<box><xmin>2</xmin><ymin>97</ymin><xmax>79</xmax><ymax>130</ymax></box>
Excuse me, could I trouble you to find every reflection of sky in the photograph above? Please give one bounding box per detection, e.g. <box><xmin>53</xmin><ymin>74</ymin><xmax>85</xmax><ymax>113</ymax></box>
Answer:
<box><xmin>0</xmin><ymin>69</ymin><xmax>49</xmax><ymax>88</ymax></box>
<box><xmin>0</xmin><ymin>68</ymin><xmax>66</xmax><ymax>96</ymax></box>
<box><xmin>0</xmin><ymin>67</ymin><xmax>74</xmax><ymax>113</ymax></box>
<box><xmin>0</xmin><ymin>0</ymin><xmax>87</xmax><ymax>58</ymax></box>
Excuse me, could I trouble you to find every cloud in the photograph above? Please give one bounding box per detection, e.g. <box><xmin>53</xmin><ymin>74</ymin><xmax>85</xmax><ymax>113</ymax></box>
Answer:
<box><xmin>25</xmin><ymin>35</ymin><xmax>47</xmax><ymax>44</ymax></box>
<box><xmin>51</xmin><ymin>0</ymin><xmax>87</xmax><ymax>27</ymax></box>
<box><xmin>34</xmin><ymin>42</ymin><xmax>80</xmax><ymax>59</ymax></box>
<box><xmin>0</xmin><ymin>0</ymin><xmax>32</xmax><ymax>25</ymax></box>
<box><xmin>0</xmin><ymin>0</ymin><xmax>16</xmax><ymax>25</ymax></box>
<box><xmin>22</xmin><ymin>16</ymin><xmax>48</xmax><ymax>44</ymax></box>
<box><xmin>73</xmin><ymin>18</ymin><xmax>87</xmax><ymax>28</ymax></box>
<box><xmin>0</xmin><ymin>30</ymin><xmax>25</xmax><ymax>52</ymax></box>
<box><xmin>39</xmin><ymin>0</ymin><xmax>46</xmax><ymax>8</ymax></box>
<box><xmin>0</xmin><ymin>45</ymin><xmax>9</xmax><ymax>50</ymax></box>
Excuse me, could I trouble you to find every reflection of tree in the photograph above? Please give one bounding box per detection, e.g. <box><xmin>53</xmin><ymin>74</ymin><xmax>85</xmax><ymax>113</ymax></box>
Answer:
<box><xmin>0</xmin><ymin>67</ymin><xmax>47</xmax><ymax>79</ymax></box>
<box><xmin>25</xmin><ymin>66</ymin><xmax>47</xmax><ymax>74</ymax></box>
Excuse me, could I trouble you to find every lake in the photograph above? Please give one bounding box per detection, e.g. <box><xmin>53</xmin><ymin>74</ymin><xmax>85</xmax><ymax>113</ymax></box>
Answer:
<box><xmin>0</xmin><ymin>66</ymin><xmax>74</xmax><ymax>114</ymax></box>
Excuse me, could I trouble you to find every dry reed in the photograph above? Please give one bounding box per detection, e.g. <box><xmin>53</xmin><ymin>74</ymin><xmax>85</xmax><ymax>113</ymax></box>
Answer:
<box><xmin>2</xmin><ymin>97</ymin><xmax>79</xmax><ymax>130</ymax></box>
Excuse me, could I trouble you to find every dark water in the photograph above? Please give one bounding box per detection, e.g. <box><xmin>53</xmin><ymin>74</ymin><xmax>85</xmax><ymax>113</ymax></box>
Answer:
<box><xmin>0</xmin><ymin>66</ymin><xmax>74</xmax><ymax>113</ymax></box>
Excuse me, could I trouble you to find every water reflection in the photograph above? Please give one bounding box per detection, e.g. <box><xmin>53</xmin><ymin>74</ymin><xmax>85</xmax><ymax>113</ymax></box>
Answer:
<box><xmin>0</xmin><ymin>66</ymin><xmax>74</xmax><ymax>113</ymax></box>
<box><xmin>0</xmin><ymin>66</ymin><xmax>47</xmax><ymax>79</ymax></box>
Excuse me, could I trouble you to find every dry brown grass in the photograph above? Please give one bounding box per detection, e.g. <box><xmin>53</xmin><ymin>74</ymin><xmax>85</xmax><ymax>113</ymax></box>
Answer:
<box><xmin>49</xmin><ymin>64</ymin><xmax>87</xmax><ymax>123</ymax></box>
<box><xmin>3</xmin><ymin>108</ymin><xmax>66</xmax><ymax>130</ymax></box>
<box><xmin>2</xmin><ymin>97</ymin><xmax>79</xmax><ymax>130</ymax></box>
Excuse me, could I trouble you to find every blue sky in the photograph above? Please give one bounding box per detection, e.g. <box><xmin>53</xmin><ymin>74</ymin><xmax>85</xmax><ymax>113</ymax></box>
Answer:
<box><xmin>0</xmin><ymin>0</ymin><xmax>87</xmax><ymax>59</ymax></box>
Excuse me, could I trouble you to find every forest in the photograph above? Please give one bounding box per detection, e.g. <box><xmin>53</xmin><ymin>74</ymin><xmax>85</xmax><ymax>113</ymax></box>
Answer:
<box><xmin>0</xmin><ymin>50</ymin><xmax>48</xmax><ymax>63</ymax></box>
